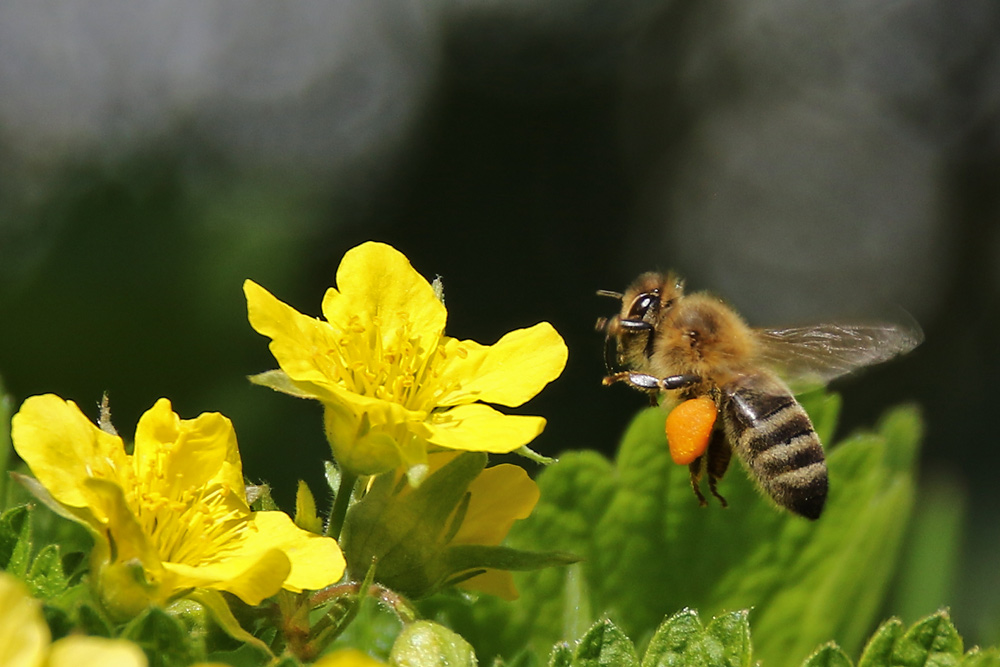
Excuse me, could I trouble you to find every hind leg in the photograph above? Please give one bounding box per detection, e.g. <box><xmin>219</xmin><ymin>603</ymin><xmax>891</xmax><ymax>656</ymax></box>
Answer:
<box><xmin>705</xmin><ymin>430</ymin><xmax>731</xmax><ymax>508</ymax></box>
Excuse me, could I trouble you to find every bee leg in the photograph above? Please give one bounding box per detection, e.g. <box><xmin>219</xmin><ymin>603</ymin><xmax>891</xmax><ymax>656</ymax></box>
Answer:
<box><xmin>687</xmin><ymin>456</ymin><xmax>708</xmax><ymax>507</ymax></box>
<box><xmin>603</xmin><ymin>371</ymin><xmax>701</xmax><ymax>391</ymax></box>
<box><xmin>705</xmin><ymin>430</ymin><xmax>731</xmax><ymax>508</ymax></box>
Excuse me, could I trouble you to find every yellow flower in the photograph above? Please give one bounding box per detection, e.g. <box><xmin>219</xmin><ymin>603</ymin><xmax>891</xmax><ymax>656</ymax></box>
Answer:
<box><xmin>244</xmin><ymin>241</ymin><xmax>568</xmax><ymax>478</ymax></box>
<box><xmin>0</xmin><ymin>571</ymin><xmax>147</xmax><ymax>667</ymax></box>
<box><xmin>11</xmin><ymin>395</ymin><xmax>345</xmax><ymax>618</ymax></box>
<box><xmin>314</xmin><ymin>648</ymin><xmax>386</xmax><ymax>666</ymax></box>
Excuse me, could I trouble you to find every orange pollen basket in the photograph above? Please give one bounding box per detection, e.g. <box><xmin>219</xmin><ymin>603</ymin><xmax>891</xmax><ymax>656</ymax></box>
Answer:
<box><xmin>665</xmin><ymin>397</ymin><xmax>718</xmax><ymax>465</ymax></box>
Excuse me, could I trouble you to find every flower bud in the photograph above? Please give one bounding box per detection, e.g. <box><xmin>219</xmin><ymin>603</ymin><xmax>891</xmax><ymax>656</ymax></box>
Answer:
<box><xmin>389</xmin><ymin>621</ymin><xmax>477</xmax><ymax>667</ymax></box>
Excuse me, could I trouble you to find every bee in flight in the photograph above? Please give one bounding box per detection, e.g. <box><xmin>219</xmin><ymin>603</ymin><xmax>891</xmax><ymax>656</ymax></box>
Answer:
<box><xmin>596</xmin><ymin>272</ymin><xmax>922</xmax><ymax>520</ymax></box>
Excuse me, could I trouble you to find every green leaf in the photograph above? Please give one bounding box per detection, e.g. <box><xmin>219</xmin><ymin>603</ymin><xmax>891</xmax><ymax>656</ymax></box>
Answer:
<box><xmin>77</xmin><ymin>600</ymin><xmax>115</xmax><ymax>638</ymax></box>
<box><xmin>857</xmin><ymin>618</ymin><xmax>903</xmax><ymax>667</ymax></box>
<box><xmin>122</xmin><ymin>606</ymin><xmax>200</xmax><ymax>667</ymax></box>
<box><xmin>567</xmin><ymin>619</ymin><xmax>639</xmax><ymax>667</ymax></box>
<box><xmin>963</xmin><ymin>648</ymin><xmax>1000</xmax><ymax>667</ymax></box>
<box><xmin>0</xmin><ymin>504</ymin><xmax>32</xmax><ymax>576</ymax></box>
<box><xmin>548</xmin><ymin>643</ymin><xmax>574</xmax><ymax>667</ymax></box>
<box><xmin>801</xmin><ymin>643</ymin><xmax>853</xmax><ymax>667</ymax></box>
<box><xmin>447</xmin><ymin>393</ymin><xmax>922</xmax><ymax>667</ymax></box>
<box><xmin>26</xmin><ymin>543</ymin><xmax>69</xmax><ymax>598</ymax></box>
<box><xmin>42</xmin><ymin>603</ymin><xmax>75</xmax><ymax>641</ymax></box>
<box><xmin>891</xmin><ymin>610</ymin><xmax>962</xmax><ymax>667</ymax></box>
<box><xmin>641</xmin><ymin>608</ymin><xmax>751</xmax><ymax>667</ymax></box>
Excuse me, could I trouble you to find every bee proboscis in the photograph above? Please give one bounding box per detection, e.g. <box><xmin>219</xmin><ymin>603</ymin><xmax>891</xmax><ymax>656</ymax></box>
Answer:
<box><xmin>596</xmin><ymin>271</ymin><xmax>923</xmax><ymax>520</ymax></box>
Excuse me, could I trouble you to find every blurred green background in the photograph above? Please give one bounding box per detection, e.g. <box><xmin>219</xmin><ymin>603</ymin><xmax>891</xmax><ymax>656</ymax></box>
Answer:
<box><xmin>1</xmin><ymin>0</ymin><xmax>998</xmax><ymax>652</ymax></box>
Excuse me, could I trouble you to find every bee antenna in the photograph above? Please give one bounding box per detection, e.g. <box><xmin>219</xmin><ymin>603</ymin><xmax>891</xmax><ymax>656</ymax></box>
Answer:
<box><xmin>596</xmin><ymin>289</ymin><xmax>624</xmax><ymax>300</ymax></box>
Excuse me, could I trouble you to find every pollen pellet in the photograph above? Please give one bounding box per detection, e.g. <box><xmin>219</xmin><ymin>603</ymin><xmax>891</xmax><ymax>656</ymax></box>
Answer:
<box><xmin>665</xmin><ymin>397</ymin><xmax>717</xmax><ymax>465</ymax></box>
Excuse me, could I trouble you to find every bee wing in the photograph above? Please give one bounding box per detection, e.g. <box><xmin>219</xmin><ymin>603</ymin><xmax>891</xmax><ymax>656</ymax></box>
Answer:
<box><xmin>754</xmin><ymin>319</ymin><xmax>923</xmax><ymax>392</ymax></box>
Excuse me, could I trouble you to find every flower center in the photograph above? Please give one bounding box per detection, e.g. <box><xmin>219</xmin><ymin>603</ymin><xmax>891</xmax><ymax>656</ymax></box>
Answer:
<box><xmin>127</xmin><ymin>483</ymin><xmax>248</xmax><ymax>566</ymax></box>
<box><xmin>319</xmin><ymin>313</ymin><xmax>466</xmax><ymax>412</ymax></box>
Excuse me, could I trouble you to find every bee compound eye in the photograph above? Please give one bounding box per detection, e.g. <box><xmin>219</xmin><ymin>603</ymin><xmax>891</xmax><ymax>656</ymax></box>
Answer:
<box><xmin>629</xmin><ymin>292</ymin><xmax>659</xmax><ymax>320</ymax></box>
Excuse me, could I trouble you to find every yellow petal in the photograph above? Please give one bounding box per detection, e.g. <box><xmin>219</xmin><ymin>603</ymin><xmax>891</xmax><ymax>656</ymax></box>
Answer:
<box><xmin>423</xmin><ymin>404</ymin><xmax>547</xmax><ymax>453</ymax></box>
<box><xmin>456</xmin><ymin>569</ymin><xmax>519</xmax><ymax>601</ymax></box>
<box><xmin>132</xmin><ymin>399</ymin><xmax>244</xmax><ymax>500</ymax></box>
<box><xmin>84</xmin><ymin>478</ymin><xmax>162</xmax><ymax>571</ymax></box>
<box><xmin>435</xmin><ymin>323</ymin><xmax>568</xmax><ymax>408</ymax></box>
<box><xmin>48</xmin><ymin>636</ymin><xmax>147</xmax><ymax>667</ymax></box>
<box><xmin>321</xmin><ymin>242</ymin><xmax>447</xmax><ymax>354</ymax></box>
<box><xmin>246</xmin><ymin>511</ymin><xmax>346</xmax><ymax>592</ymax></box>
<box><xmin>162</xmin><ymin>548</ymin><xmax>292</xmax><ymax>606</ymax></box>
<box><xmin>314</xmin><ymin>648</ymin><xmax>386</xmax><ymax>667</ymax></box>
<box><xmin>10</xmin><ymin>394</ymin><xmax>129</xmax><ymax>512</ymax></box>
<box><xmin>0</xmin><ymin>573</ymin><xmax>48</xmax><ymax>667</ymax></box>
<box><xmin>453</xmin><ymin>464</ymin><xmax>539</xmax><ymax>546</ymax></box>
<box><xmin>244</xmin><ymin>279</ymin><xmax>342</xmax><ymax>387</ymax></box>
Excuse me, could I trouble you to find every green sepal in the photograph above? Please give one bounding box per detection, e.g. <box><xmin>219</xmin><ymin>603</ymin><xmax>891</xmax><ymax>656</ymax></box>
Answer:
<box><xmin>642</xmin><ymin>608</ymin><xmax>751</xmax><ymax>667</ymax></box>
<box><xmin>342</xmin><ymin>452</ymin><xmax>487</xmax><ymax>598</ymax></box>
<box><xmin>10</xmin><ymin>472</ymin><xmax>96</xmax><ymax>527</ymax></box>
<box><xmin>443</xmin><ymin>545</ymin><xmax>579</xmax><ymax>577</ymax></box>
<box><xmin>295</xmin><ymin>480</ymin><xmax>324</xmax><ymax>533</ymax></box>
<box><xmin>184</xmin><ymin>589</ymin><xmax>274</xmax><ymax>657</ymax></box>
<box><xmin>0</xmin><ymin>504</ymin><xmax>31</xmax><ymax>576</ymax></box>
<box><xmin>248</xmin><ymin>369</ymin><xmax>318</xmax><ymax>399</ymax></box>
<box><xmin>801</xmin><ymin>643</ymin><xmax>853</xmax><ymax>667</ymax></box>
<box><xmin>515</xmin><ymin>445</ymin><xmax>557</xmax><ymax>466</ymax></box>
<box><xmin>325</xmin><ymin>460</ymin><xmax>342</xmax><ymax>497</ymax></box>
<box><xmin>246</xmin><ymin>482</ymin><xmax>278</xmax><ymax>511</ymax></box>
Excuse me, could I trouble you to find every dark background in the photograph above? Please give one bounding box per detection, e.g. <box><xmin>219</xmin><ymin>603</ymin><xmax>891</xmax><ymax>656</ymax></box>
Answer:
<box><xmin>1</xmin><ymin>0</ymin><xmax>998</xmax><ymax>648</ymax></box>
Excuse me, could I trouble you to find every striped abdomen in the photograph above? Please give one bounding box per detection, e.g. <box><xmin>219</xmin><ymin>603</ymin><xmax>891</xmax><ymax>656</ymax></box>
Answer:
<box><xmin>721</xmin><ymin>372</ymin><xmax>827</xmax><ymax>519</ymax></box>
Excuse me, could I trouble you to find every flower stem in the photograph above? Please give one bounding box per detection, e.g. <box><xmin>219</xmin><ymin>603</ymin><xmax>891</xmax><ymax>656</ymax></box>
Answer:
<box><xmin>326</xmin><ymin>468</ymin><xmax>358</xmax><ymax>540</ymax></box>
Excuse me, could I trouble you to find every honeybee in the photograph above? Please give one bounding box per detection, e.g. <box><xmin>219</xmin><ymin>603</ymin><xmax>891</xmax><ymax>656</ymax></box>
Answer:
<box><xmin>596</xmin><ymin>271</ymin><xmax>922</xmax><ymax>520</ymax></box>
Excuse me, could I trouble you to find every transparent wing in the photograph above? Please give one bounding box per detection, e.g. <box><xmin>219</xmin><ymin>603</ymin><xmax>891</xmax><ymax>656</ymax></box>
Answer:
<box><xmin>754</xmin><ymin>318</ymin><xmax>923</xmax><ymax>392</ymax></box>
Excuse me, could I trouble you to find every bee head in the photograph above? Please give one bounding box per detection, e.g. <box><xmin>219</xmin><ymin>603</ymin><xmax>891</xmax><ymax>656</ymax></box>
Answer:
<box><xmin>596</xmin><ymin>272</ymin><xmax>686</xmax><ymax>373</ymax></box>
